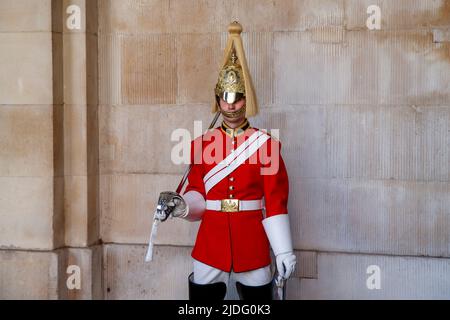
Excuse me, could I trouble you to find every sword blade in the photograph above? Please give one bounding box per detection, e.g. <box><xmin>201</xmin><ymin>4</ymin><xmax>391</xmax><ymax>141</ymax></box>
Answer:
<box><xmin>144</xmin><ymin>217</ymin><xmax>160</xmax><ymax>262</ymax></box>
<box><xmin>147</xmin><ymin>112</ymin><xmax>221</xmax><ymax>262</ymax></box>
<box><xmin>175</xmin><ymin>111</ymin><xmax>221</xmax><ymax>194</ymax></box>
<box><xmin>275</xmin><ymin>275</ymin><xmax>287</xmax><ymax>300</ymax></box>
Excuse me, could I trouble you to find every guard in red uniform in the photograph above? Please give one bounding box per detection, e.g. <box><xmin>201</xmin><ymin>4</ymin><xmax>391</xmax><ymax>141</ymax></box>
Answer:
<box><xmin>156</xmin><ymin>22</ymin><xmax>296</xmax><ymax>300</ymax></box>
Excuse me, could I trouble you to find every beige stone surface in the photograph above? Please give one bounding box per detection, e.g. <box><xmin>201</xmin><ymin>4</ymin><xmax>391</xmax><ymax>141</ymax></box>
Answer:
<box><xmin>98</xmin><ymin>0</ymin><xmax>170</xmax><ymax>34</ymax></box>
<box><xmin>344</xmin><ymin>0</ymin><xmax>450</xmax><ymax>30</ymax></box>
<box><xmin>99</xmin><ymin>104</ymin><xmax>213</xmax><ymax>175</ymax></box>
<box><xmin>98</xmin><ymin>0</ymin><xmax>345</xmax><ymax>34</ymax></box>
<box><xmin>98</xmin><ymin>33</ymin><xmax>122</xmax><ymax>105</ymax></box>
<box><xmin>87</xmin><ymin>172</ymin><xmax>100</xmax><ymax>246</ymax></box>
<box><xmin>177</xmin><ymin>34</ymin><xmax>222</xmax><ymax>104</ymax></box>
<box><xmin>294</xmin><ymin>251</ymin><xmax>318</xmax><ymax>279</ymax></box>
<box><xmin>64</xmin><ymin>104</ymin><xmax>87</xmax><ymax>176</ymax></box>
<box><xmin>63</xmin><ymin>33</ymin><xmax>87</xmax><ymax>105</ymax></box>
<box><xmin>274</xmin><ymin>31</ymin><xmax>450</xmax><ymax>105</ymax></box>
<box><xmin>51</xmin><ymin>34</ymin><xmax>65</xmax><ymax>106</ymax></box>
<box><xmin>53</xmin><ymin>104</ymin><xmax>65</xmax><ymax>178</ymax></box>
<box><xmin>433</xmin><ymin>28</ymin><xmax>450</xmax><ymax>43</ymax></box>
<box><xmin>102</xmin><ymin>245</ymin><xmax>316</xmax><ymax>300</ymax></box>
<box><xmin>62</xmin><ymin>0</ymin><xmax>86</xmax><ymax>33</ymax></box>
<box><xmin>64</xmin><ymin>175</ymin><xmax>88</xmax><ymax>246</ymax></box>
<box><xmin>64</xmin><ymin>173</ymin><xmax>98</xmax><ymax>247</ymax></box>
<box><xmin>53</xmin><ymin>176</ymin><xmax>66</xmax><ymax>249</ymax></box>
<box><xmin>253</xmin><ymin>105</ymin><xmax>450</xmax><ymax>257</ymax></box>
<box><xmin>100</xmin><ymin>33</ymin><xmax>215</xmax><ymax>105</ymax></box>
<box><xmin>0</xmin><ymin>105</ymin><xmax>53</xmax><ymax>177</ymax></box>
<box><xmin>0</xmin><ymin>0</ymin><xmax>52</xmax><ymax>32</ymax></box>
<box><xmin>100</xmin><ymin>173</ymin><xmax>200</xmax><ymax>244</ymax></box>
<box><xmin>288</xmin><ymin>252</ymin><xmax>450</xmax><ymax>299</ymax></box>
<box><xmin>57</xmin><ymin>0</ymin><xmax>98</xmax><ymax>34</ymax></box>
<box><xmin>86</xmin><ymin>34</ymin><xmax>99</xmax><ymax>105</ymax></box>
<box><xmin>0</xmin><ymin>177</ymin><xmax>55</xmax><ymax>250</ymax></box>
<box><xmin>1</xmin><ymin>0</ymin><xmax>449</xmax><ymax>300</ymax></box>
<box><xmin>120</xmin><ymin>34</ymin><xmax>177</xmax><ymax>105</ymax></box>
<box><xmin>238</xmin><ymin>32</ymin><xmax>275</xmax><ymax>106</ymax></box>
<box><xmin>0</xmin><ymin>246</ymin><xmax>102</xmax><ymax>300</ymax></box>
<box><xmin>252</xmin><ymin>105</ymin><xmax>450</xmax><ymax>181</ymax></box>
<box><xmin>85</xmin><ymin>0</ymin><xmax>99</xmax><ymax>35</ymax></box>
<box><xmin>0</xmin><ymin>33</ymin><xmax>53</xmax><ymax>105</ymax></box>
<box><xmin>61</xmin><ymin>33</ymin><xmax>98</xmax><ymax>105</ymax></box>
<box><xmin>63</xmin><ymin>100</ymin><xmax>100</xmax><ymax>246</ymax></box>
<box><xmin>59</xmin><ymin>0</ymin><xmax>100</xmax><ymax>246</ymax></box>
<box><xmin>52</xmin><ymin>0</ymin><xmax>63</xmax><ymax>33</ymax></box>
<box><xmin>103</xmin><ymin>244</ymin><xmax>192</xmax><ymax>299</ymax></box>
<box><xmin>58</xmin><ymin>246</ymin><xmax>103</xmax><ymax>299</ymax></box>
<box><xmin>87</xmin><ymin>104</ymin><xmax>100</xmax><ymax>176</ymax></box>
<box><xmin>289</xmin><ymin>178</ymin><xmax>450</xmax><ymax>257</ymax></box>
<box><xmin>0</xmin><ymin>250</ymin><xmax>59</xmax><ymax>299</ymax></box>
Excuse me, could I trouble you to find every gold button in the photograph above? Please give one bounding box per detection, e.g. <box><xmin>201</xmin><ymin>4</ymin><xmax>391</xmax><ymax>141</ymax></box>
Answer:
<box><xmin>229</xmin><ymin>186</ymin><xmax>234</xmax><ymax>190</ymax></box>
<box><xmin>229</xmin><ymin>177</ymin><xmax>234</xmax><ymax>182</ymax></box>
<box><xmin>229</xmin><ymin>194</ymin><xmax>234</xmax><ymax>198</ymax></box>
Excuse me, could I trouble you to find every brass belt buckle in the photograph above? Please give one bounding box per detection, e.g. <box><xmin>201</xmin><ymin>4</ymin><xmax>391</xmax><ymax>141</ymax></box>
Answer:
<box><xmin>221</xmin><ymin>199</ymin><xmax>239</xmax><ymax>212</ymax></box>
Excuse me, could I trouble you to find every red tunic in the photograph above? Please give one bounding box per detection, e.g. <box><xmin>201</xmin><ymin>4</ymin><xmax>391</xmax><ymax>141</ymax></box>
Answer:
<box><xmin>183</xmin><ymin>119</ymin><xmax>289</xmax><ymax>273</ymax></box>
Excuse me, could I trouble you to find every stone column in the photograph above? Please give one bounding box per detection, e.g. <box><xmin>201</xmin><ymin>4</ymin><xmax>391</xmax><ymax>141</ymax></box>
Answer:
<box><xmin>57</xmin><ymin>0</ymin><xmax>101</xmax><ymax>299</ymax></box>
<box><xmin>0</xmin><ymin>0</ymin><xmax>101</xmax><ymax>299</ymax></box>
<box><xmin>0</xmin><ymin>0</ymin><xmax>62</xmax><ymax>299</ymax></box>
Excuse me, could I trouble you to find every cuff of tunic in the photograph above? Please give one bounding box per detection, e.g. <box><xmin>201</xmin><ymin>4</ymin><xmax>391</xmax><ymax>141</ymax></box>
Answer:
<box><xmin>181</xmin><ymin>191</ymin><xmax>206</xmax><ymax>221</ymax></box>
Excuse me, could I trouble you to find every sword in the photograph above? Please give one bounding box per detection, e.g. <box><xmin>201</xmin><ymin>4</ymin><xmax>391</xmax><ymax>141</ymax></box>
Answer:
<box><xmin>175</xmin><ymin>111</ymin><xmax>221</xmax><ymax>194</ymax></box>
<box><xmin>145</xmin><ymin>111</ymin><xmax>221</xmax><ymax>262</ymax></box>
<box><xmin>144</xmin><ymin>212</ymin><xmax>160</xmax><ymax>262</ymax></box>
<box><xmin>275</xmin><ymin>274</ymin><xmax>287</xmax><ymax>300</ymax></box>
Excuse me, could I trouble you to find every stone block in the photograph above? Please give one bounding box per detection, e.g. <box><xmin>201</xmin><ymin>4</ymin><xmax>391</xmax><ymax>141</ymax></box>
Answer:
<box><xmin>0</xmin><ymin>177</ymin><xmax>55</xmax><ymax>250</ymax></box>
<box><xmin>344</xmin><ymin>0</ymin><xmax>450</xmax><ymax>30</ymax></box>
<box><xmin>0</xmin><ymin>0</ymin><xmax>51</xmax><ymax>32</ymax></box>
<box><xmin>99</xmin><ymin>104</ymin><xmax>213</xmax><ymax>175</ymax></box>
<box><xmin>289</xmin><ymin>178</ymin><xmax>450</xmax><ymax>257</ymax></box>
<box><xmin>100</xmin><ymin>173</ymin><xmax>200</xmax><ymax>245</ymax></box>
<box><xmin>252</xmin><ymin>105</ymin><xmax>450</xmax><ymax>181</ymax></box>
<box><xmin>0</xmin><ymin>33</ymin><xmax>53</xmax><ymax>104</ymax></box>
<box><xmin>103</xmin><ymin>244</ymin><xmax>192</xmax><ymax>299</ymax></box>
<box><xmin>274</xmin><ymin>31</ymin><xmax>450</xmax><ymax>105</ymax></box>
<box><xmin>289</xmin><ymin>252</ymin><xmax>450</xmax><ymax>299</ymax></box>
<box><xmin>0</xmin><ymin>105</ymin><xmax>53</xmax><ymax>177</ymax></box>
<box><xmin>58</xmin><ymin>246</ymin><xmax>103</xmax><ymax>299</ymax></box>
<box><xmin>121</xmin><ymin>34</ymin><xmax>177</xmax><ymax>104</ymax></box>
<box><xmin>0</xmin><ymin>249</ymin><xmax>59</xmax><ymax>299</ymax></box>
<box><xmin>98</xmin><ymin>0</ymin><xmax>345</xmax><ymax>34</ymax></box>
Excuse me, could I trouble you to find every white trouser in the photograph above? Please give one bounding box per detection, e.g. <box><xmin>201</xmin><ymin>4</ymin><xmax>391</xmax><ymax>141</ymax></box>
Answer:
<box><xmin>193</xmin><ymin>259</ymin><xmax>272</xmax><ymax>288</ymax></box>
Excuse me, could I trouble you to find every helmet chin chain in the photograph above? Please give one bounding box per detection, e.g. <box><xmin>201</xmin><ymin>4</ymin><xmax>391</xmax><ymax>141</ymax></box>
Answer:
<box><xmin>220</xmin><ymin>105</ymin><xmax>246</xmax><ymax>119</ymax></box>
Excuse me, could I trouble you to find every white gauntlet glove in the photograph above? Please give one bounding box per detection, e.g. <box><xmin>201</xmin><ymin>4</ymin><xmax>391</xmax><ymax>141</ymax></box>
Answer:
<box><xmin>145</xmin><ymin>191</ymin><xmax>188</xmax><ymax>263</ymax></box>
<box><xmin>155</xmin><ymin>191</ymin><xmax>188</xmax><ymax>221</ymax></box>
<box><xmin>276</xmin><ymin>252</ymin><xmax>296</xmax><ymax>279</ymax></box>
<box><xmin>262</xmin><ymin>214</ymin><xmax>297</xmax><ymax>280</ymax></box>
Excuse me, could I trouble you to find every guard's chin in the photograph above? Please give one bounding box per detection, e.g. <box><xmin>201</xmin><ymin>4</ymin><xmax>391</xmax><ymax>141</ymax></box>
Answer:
<box><xmin>220</xmin><ymin>105</ymin><xmax>246</xmax><ymax>119</ymax></box>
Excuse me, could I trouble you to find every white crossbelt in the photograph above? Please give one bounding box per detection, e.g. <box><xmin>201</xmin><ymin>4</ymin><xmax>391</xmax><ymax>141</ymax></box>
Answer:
<box><xmin>206</xmin><ymin>199</ymin><xmax>263</xmax><ymax>211</ymax></box>
<box><xmin>203</xmin><ymin>131</ymin><xmax>271</xmax><ymax>194</ymax></box>
<box><xmin>203</xmin><ymin>131</ymin><xmax>264</xmax><ymax>183</ymax></box>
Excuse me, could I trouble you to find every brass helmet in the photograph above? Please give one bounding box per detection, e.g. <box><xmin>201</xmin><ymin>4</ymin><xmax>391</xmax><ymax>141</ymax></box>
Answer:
<box><xmin>212</xmin><ymin>21</ymin><xmax>259</xmax><ymax>118</ymax></box>
<box><xmin>215</xmin><ymin>51</ymin><xmax>245</xmax><ymax>104</ymax></box>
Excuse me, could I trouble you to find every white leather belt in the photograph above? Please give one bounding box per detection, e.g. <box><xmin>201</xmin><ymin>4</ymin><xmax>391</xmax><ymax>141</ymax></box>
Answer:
<box><xmin>206</xmin><ymin>199</ymin><xmax>263</xmax><ymax>212</ymax></box>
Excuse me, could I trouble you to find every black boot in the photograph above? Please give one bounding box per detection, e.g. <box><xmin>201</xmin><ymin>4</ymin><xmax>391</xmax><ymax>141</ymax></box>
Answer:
<box><xmin>236</xmin><ymin>281</ymin><xmax>273</xmax><ymax>301</ymax></box>
<box><xmin>188</xmin><ymin>273</ymin><xmax>227</xmax><ymax>301</ymax></box>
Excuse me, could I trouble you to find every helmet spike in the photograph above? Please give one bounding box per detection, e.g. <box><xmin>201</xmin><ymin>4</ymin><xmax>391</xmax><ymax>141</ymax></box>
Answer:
<box><xmin>212</xmin><ymin>22</ymin><xmax>259</xmax><ymax>118</ymax></box>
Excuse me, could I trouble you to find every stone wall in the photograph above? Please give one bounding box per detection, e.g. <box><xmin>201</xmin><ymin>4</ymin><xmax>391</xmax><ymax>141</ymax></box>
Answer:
<box><xmin>0</xmin><ymin>0</ymin><xmax>100</xmax><ymax>299</ymax></box>
<box><xmin>1</xmin><ymin>0</ymin><xmax>449</xmax><ymax>299</ymax></box>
